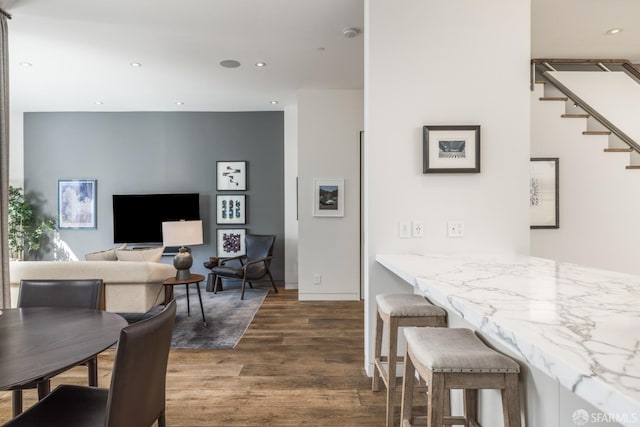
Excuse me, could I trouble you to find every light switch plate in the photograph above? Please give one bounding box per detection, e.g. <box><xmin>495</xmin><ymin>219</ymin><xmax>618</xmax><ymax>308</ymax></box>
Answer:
<box><xmin>447</xmin><ymin>221</ymin><xmax>464</xmax><ymax>238</ymax></box>
<box><xmin>412</xmin><ymin>221</ymin><xmax>424</xmax><ymax>238</ymax></box>
<box><xmin>399</xmin><ymin>221</ymin><xmax>411</xmax><ymax>238</ymax></box>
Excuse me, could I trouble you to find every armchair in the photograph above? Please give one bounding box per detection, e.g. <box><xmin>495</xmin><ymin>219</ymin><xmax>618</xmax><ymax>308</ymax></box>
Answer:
<box><xmin>210</xmin><ymin>234</ymin><xmax>279</xmax><ymax>300</ymax></box>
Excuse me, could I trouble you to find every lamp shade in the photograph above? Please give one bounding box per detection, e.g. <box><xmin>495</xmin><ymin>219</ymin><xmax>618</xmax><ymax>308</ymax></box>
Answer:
<box><xmin>162</xmin><ymin>220</ymin><xmax>203</xmax><ymax>247</ymax></box>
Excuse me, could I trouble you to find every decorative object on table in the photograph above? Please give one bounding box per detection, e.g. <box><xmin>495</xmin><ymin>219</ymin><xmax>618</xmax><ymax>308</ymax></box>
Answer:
<box><xmin>216</xmin><ymin>161</ymin><xmax>247</xmax><ymax>190</ymax></box>
<box><xmin>423</xmin><ymin>125</ymin><xmax>481</xmax><ymax>173</ymax></box>
<box><xmin>216</xmin><ymin>194</ymin><xmax>246</xmax><ymax>224</ymax></box>
<box><xmin>8</xmin><ymin>186</ymin><xmax>55</xmax><ymax>260</ymax></box>
<box><xmin>58</xmin><ymin>179</ymin><xmax>97</xmax><ymax>229</ymax></box>
<box><xmin>313</xmin><ymin>178</ymin><xmax>344</xmax><ymax>217</ymax></box>
<box><xmin>210</xmin><ymin>234</ymin><xmax>278</xmax><ymax>300</ymax></box>
<box><xmin>216</xmin><ymin>228</ymin><xmax>246</xmax><ymax>257</ymax></box>
<box><xmin>530</xmin><ymin>157</ymin><xmax>559</xmax><ymax>229</ymax></box>
<box><xmin>162</xmin><ymin>220</ymin><xmax>204</xmax><ymax>280</ymax></box>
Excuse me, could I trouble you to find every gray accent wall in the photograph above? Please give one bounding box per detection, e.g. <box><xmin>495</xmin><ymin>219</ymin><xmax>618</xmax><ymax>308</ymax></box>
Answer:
<box><xmin>23</xmin><ymin>111</ymin><xmax>284</xmax><ymax>282</ymax></box>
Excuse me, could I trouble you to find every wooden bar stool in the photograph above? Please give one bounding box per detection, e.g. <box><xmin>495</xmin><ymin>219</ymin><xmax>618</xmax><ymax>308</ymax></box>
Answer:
<box><xmin>372</xmin><ymin>294</ymin><xmax>447</xmax><ymax>427</ymax></box>
<box><xmin>401</xmin><ymin>327</ymin><xmax>521</xmax><ymax>427</ymax></box>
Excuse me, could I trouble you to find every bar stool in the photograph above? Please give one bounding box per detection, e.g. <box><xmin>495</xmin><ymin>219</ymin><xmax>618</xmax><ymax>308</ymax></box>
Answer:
<box><xmin>401</xmin><ymin>327</ymin><xmax>521</xmax><ymax>427</ymax></box>
<box><xmin>372</xmin><ymin>293</ymin><xmax>447</xmax><ymax>427</ymax></box>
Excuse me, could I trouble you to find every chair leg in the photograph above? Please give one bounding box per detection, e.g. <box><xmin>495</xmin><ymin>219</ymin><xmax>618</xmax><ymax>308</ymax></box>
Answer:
<box><xmin>213</xmin><ymin>275</ymin><xmax>221</xmax><ymax>294</ymax></box>
<box><xmin>502</xmin><ymin>373</ymin><xmax>522</xmax><ymax>427</ymax></box>
<box><xmin>372</xmin><ymin>309</ymin><xmax>383</xmax><ymax>392</ymax></box>
<box><xmin>240</xmin><ymin>279</ymin><xmax>246</xmax><ymax>300</ymax></box>
<box><xmin>12</xmin><ymin>390</ymin><xmax>23</xmax><ymax>417</ymax></box>
<box><xmin>87</xmin><ymin>356</ymin><xmax>98</xmax><ymax>387</ymax></box>
<box><xmin>157</xmin><ymin>410</ymin><xmax>166</xmax><ymax>427</ymax></box>
<box><xmin>385</xmin><ymin>317</ymin><xmax>399</xmax><ymax>427</ymax></box>
<box><xmin>267</xmin><ymin>270</ymin><xmax>279</xmax><ymax>293</ymax></box>
<box><xmin>464</xmin><ymin>388</ymin><xmax>478</xmax><ymax>423</ymax></box>
<box><xmin>400</xmin><ymin>346</ymin><xmax>416</xmax><ymax>427</ymax></box>
<box><xmin>427</xmin><ymin>371</ymin><xmax>446</xmax><ymax>427</ymax></box>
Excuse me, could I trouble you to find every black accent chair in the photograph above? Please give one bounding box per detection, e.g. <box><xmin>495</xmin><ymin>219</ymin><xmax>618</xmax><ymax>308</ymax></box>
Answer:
<box><xmin>211</xmin><ymin>234</ymin><xmax>279</xmax><ymax>300</ymax></box>
<box><xmin>2</xmin><ymin>299</ymin><xmax>177</xmax><ymax>427</ymax></box>
<box><xmin>12</xmin><ymin>279</ymin><xmax>104</xmax><ymax>417</ymax></box>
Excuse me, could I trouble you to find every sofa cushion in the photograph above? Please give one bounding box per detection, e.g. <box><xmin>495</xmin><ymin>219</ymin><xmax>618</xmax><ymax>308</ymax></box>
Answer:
<box><xmin>85</xmin><ymin>243</ymin><xmax>127</xmax><ymax>261</ymax></box>
<box><xmin>116</xmin><ymin>247</ymin><xmax>164</xmax><ymax>263</ymax></box>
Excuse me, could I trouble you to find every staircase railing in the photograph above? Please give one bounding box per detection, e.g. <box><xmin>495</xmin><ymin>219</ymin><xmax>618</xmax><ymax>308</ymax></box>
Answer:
<box><xmin>530</xmin><ymin>58</ymin><xmax>640</xmax><ymax>154</ymax></box>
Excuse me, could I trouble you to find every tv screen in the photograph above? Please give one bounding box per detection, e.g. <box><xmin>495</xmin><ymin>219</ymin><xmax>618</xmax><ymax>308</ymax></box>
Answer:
<box><xmin>112</xmin><ymin>193</ymin><xmax>200</xmax><ymax>244</ymax></box>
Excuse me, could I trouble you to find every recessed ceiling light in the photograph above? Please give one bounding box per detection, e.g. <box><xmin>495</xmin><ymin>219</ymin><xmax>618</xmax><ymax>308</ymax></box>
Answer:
<box><xmin>270</xmin><ymin>100</ymin><xmax>279</xmax><ymax>105</ymax></box>
<box><xmin>220</xmin><ymin>60</ymin><xmax>241</xmax><ymax>68</ymax></box>
<box><xmin>19</xmin><ymin>62</ymin><xmax>32</xmax><ymax>67</ymax></box>
<box><xmin>95</xmin><ymin>101</ymin><xmax>104</xmax><ymax>105</ymax></box>
<box><xmin>130</xmin><ymin>62</ymin><xmax>142</xmax><ymax>67</ymax></box>
<box><xmin>342</xmin><ymin>27</ymin><xmax>361</xmax><ymax>38</ymax></box>
<box><xmin>176</xmin><ymin>101</ymin><xmax>184</xmax><ymax>106</ymax></box>
<box><xmin>255</xmin><ymin>62</ymin><xmax>267</xmax><ymax>68</ymax></box>
<box><xmin>606</xmin><ymin>28</ymin><xmax>622</xmax><ymax>35</ymax></box>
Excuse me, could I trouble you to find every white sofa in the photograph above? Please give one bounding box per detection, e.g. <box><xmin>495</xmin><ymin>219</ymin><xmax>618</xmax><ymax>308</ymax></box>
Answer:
<box><xmin>9</xmin><ymin>261</ymin><xmax>177</xmax><ymax>313</ymax></box>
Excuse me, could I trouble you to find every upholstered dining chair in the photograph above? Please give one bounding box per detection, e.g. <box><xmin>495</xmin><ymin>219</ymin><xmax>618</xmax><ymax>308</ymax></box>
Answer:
<box><xmin>211</xmin><ymin>234</ymin><xmax>279</xmax><ymax>300</ymax></box>
<box><xmin>2</xmin><ymin>299</ymin><xmax>177</xmax><ymax>427</ymax></box>
<box><xmin>12</xmin><ymin>279</ymin><xmax>104</xmax><ymax>417</ymax></box>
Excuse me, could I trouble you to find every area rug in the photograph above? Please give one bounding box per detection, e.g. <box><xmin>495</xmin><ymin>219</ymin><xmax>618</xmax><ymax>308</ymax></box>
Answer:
<box><xmin>122</xmin><ymin>287</ymin><xmax>268</xmax><ymax>349</ymax></box>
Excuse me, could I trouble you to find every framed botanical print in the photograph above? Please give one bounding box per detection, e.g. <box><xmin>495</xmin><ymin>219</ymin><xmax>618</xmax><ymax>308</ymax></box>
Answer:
<box><xmin>530</xmin><ymin>158</ymin><xmax>559</xmax><ymax>229</ymax></box>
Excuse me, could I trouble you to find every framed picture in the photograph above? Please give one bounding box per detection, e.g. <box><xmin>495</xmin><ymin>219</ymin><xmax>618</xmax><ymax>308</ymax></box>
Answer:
<box><xmin>423</xmin><ymin>125</ymin><xmax>481</xmax><ymax>173</ymax></box>
<box><xmin>217</xmin><ymin>228</ymin><xmax>246</xmax><ymax>257</ymax></box>
<box><xmin>58</xmin><ymin>179</ymin><xmax>97</xmax><ymax>229</ymax></box>
<box><xmin>530</xmin><ymin>158</ymin><xmax>559</xmax><ymax>229</ymax></box>
<box><xmin>217</xmin><ymin>161</ymin><xmax>247</xmax><ymax>191</ymax></box>
<box><xmin>313</xmin><ymin>178</ymin><xmax>344</xmax><ymax>217</ymax></box>
<box><xmin>216</xmin><ymin>194</ymin><xmax>246</xmax><ymax>224</ymax></box>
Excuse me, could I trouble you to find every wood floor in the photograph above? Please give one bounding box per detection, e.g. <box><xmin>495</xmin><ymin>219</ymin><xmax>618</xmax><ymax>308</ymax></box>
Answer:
<box><xmin>0</xmin><ymin>289</ymin><xmax>390</xmax><ymax>426</ymax></box>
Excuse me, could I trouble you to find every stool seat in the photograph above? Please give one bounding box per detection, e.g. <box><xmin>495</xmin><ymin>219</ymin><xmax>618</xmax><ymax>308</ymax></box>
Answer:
<box><xmin>376</xmin><ymin>293</ymin><xmax>447</xmax><ymax>318</ymax></box>
<box><xmin>405</xmin><ymin>327</ymin><xmax>520</xmax><ymax>373</ymax></box>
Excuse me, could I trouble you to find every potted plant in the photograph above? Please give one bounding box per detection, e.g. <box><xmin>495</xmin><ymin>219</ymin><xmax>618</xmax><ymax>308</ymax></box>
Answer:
<box><xmin>8</xmin><ymin>186</ymin><xmax>56</xmax><ymax>260</ymax></box>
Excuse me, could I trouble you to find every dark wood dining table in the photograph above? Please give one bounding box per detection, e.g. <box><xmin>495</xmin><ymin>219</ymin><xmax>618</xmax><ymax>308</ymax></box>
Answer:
<box><xmin>0</xmin><ymin>307</ymin><xmax>128</xmax><ymax>391</ymax></box>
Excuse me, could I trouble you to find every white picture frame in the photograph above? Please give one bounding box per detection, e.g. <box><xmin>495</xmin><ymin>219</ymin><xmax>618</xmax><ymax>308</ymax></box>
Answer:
<box><xmin>58</xmin><ymin>179</ymin><xmax>97</xmax><ymax>229</ymax></box>
<box><xmin>216</xmin><ymin>161</ymin><xmax>247</xmax><ymax>191</ymax></box>
<box><xmin>313</xmin><ymin>178</ymin><xmax>344</xmax><ymax>217</ymax></box>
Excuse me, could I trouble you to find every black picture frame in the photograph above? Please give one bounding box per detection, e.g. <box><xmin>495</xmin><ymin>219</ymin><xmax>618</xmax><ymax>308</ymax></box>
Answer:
<box><xmin>530</xmin><ymin>157</ymin><xmax>559</xmax><ymax>229</ymax></box>
<box><xmin>216</xmin><ymin>161</ymin><xmax>247</xmax><ymax>191</ymax></box>
<box><xmin>216</xmin><ymin>194</ymin><xmax>246</xmax><ymax>225</ymax></box>
<box><xmin>423</xmin><ymin>125</ymin><xmax>481</xmax><ymax>173</ymax></box>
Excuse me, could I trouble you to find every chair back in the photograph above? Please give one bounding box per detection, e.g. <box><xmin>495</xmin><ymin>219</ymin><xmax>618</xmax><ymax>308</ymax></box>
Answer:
<box><xmin>105</xmin><ymin>300</ymin><xmax>176</xmax><ymax>427</ymax></box>
<box><xmin>17</xmin><ymin>279</ymin><xmax>103</xmax><ymax>309</ymax></box>
<box><xmin>245</xmin><ymin>234</ymin><xmax>275</xmax><ymax>263</ymax></box>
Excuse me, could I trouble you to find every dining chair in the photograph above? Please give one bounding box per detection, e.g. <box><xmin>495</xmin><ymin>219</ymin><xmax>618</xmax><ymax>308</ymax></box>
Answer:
<box><xmin>210</xmin><ymin>234</ymin><xmax>279</xmax><ymax>300</ymax></box>
<box><xmin>2</xmin><ymin>299</ymin><xmax>177</xmax><ymax>427</ymax></box>
<box><xmin>12</xmin><ymin>279</ymin><xmax>104</xmax><ymax>417</ymax></box>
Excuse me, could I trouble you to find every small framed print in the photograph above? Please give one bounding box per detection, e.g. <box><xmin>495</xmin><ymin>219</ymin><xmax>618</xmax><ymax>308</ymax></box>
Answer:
<box><xmin>217</xmin><ymin>228</ymin><xmax>247</xmax><ymax>257</ymax></box>
<box><xmin>58</xmin><ymin>179</ymin><xmax>97</xmax><ymax>229</ymax></box>
<box><xmin>217</xmin><ymin>161</ymin><xmax>247</xmax><ymax>191</ymax></box>
<box><xmin>313</xmin><ymin>178</ymin><xmax>344</xmax><ymax>217</ymax></box>
<box><xmin>530</xmin><ymin>158</ymin><xmax>559</xmax><ymax>229</ymax></box>
<box><xmin>423</xmin><ymin>125</ymin><xmax>481</xmax><ymax>173</ymax></box>
<box><xmin>216</xmin><ymin>194</ymin><xmax>246</xmax><ymax>225</ymax></box>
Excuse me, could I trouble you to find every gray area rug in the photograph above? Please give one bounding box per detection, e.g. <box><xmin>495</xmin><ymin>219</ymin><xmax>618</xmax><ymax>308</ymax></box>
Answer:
<box><xmin>122</xmin><ymin>287</ymin><xmax>267</xmax><ymax>349</ymax></box>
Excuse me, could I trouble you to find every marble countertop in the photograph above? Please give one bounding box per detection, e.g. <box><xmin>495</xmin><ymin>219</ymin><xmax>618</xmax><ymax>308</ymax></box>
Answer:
<box><xmin>376</xmin><ymin>253</ymin><xmax>640</xmax><ymax>422</ymax></box>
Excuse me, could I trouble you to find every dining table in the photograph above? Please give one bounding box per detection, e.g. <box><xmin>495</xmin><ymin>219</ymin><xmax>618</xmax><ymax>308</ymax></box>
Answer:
<box><xmin>0</xmin><ymin>307</ymin><xmax>127</xmax><ymax>395</ymax></box>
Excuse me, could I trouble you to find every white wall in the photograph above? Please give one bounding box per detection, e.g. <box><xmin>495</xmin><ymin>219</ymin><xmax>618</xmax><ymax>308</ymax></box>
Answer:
<box><xmin>364</xmin><ymin>0</ymin><xmax>531</xmax><ymax>370</ymax></box>
<box><xmin>297</xmin><ymin>89</ymin><xmax>363</xmax><ymax>300</ymax></box>
<box><xmin>284</xmin><ymin>105</ymin><xmax>299</xmax><ymax>289</ymax></box>
<box><xmin>531</xmin><ymin>82</ymin><xmax>640</xmax><ymax>275</ymax></box>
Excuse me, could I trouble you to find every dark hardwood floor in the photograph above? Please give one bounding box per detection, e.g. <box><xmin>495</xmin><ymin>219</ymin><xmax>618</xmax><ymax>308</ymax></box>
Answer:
<box><xmin>0</xmin><ymin>289</ymin><xmax>389</xmax><ymax>426</ymax></box>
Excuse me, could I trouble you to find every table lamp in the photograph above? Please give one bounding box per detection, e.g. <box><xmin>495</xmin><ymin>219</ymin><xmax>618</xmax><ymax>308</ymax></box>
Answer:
<box><xmin>162</xmin><ymin>220</ymin><xmax>203</xmax><ymax>280</ymax></box>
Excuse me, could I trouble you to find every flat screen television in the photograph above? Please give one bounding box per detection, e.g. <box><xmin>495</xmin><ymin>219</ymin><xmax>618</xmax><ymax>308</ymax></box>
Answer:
<box><xmin>112</xmin><ymin>193</ymin><xmax>200</xmax><ymax>244</ymax></box>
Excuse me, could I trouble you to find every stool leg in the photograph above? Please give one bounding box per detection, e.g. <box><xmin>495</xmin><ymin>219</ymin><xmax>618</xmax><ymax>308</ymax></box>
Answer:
<box><xmin>464</xmin><ymin>389</ymin><xmax>478</xmax><ymax>423</ymax></box>
<box><xmin>427</xmin><ymin>371</ymin><xmax>445</xmax><ymax>427</ymax></box>
<box><xmin>385</xmin><ymin>317</ymin><xmax>399</xmax><ymax>427</ymax></box>
<box><xmin>502</xmin><ymin>374</ymin><xmax>521</xmax><ymax>427</ymax></box>
<box><xmin>400</xmin><ymin>346</ymin><xmax>416</xmax><ymax>427</ymax></box>
<box><xmin>372</xmin><ymin>309</ymin><xmax>384</xmax><ymax>392</ymax></box>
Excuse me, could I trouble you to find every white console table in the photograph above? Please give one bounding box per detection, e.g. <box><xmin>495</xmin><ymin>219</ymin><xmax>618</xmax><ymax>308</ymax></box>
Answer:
<box><xmin>377</xmin><ymin>253</ymin><xmax>640</xmax><ymax>427</ymax></box>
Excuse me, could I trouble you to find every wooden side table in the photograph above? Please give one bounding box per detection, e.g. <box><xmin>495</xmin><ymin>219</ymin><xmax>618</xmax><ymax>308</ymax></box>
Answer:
<box><xmin>163</xmin><ymin>273</ymin><xmax>207</xmax><ymax>327</ymax></box>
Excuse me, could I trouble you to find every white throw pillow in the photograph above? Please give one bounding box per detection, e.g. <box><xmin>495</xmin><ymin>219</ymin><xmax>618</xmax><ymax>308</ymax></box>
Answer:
<box><xmin>85</xmin><ymin>243</ymin><xmax>127</xmax><ymax>261</ymax></box>
<box><xmin>116</xmin><ymin>247</ymin><xmax>164</xmax><ymax>263</ymax></box>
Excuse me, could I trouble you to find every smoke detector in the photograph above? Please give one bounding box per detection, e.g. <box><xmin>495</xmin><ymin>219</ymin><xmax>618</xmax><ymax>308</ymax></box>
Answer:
<box><xmin>342</xmin><ymin>27</ymin><xmax>360</xmax><ymax>38</ymax></box>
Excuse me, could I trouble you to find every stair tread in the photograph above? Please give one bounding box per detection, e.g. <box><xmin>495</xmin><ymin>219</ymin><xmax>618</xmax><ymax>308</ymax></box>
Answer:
<box><xmin>539</xmin><ymin>97</ymin><xmax>568</xmax><ymax>101</ymax></box>
<box><xmin>625</xmin><ymin>166</ymin><xmax>640</xmax><ymax>169</ymax></box>
<box><xmin>561</xmin><ymin>114</ymin><xmax>589</xmax><ymax>118</ymax></box>
<box><xmin>535</xmin><ymin>80</ymin><xmax>546</xmax><ymax>84</ymax></box>
<box><xmin>583</xmin><ymin>131</ymin><xmax>612</xmax><ymax>135</ymax></box>
<box><xmin>605</xmin><ymin>148</ymin><xmax>633</xmax><ymax>152</ymax></box>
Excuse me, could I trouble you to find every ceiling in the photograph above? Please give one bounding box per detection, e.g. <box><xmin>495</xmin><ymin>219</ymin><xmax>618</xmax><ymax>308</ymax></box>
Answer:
<box><xmin>1</xmin><ymin>0</ymin><xmax>638</xmax><ymax>113</ymax></box>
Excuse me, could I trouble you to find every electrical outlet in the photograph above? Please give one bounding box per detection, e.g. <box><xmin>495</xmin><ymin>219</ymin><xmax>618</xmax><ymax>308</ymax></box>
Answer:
<box><xmin>399</xmin><ymin>221</ymin><xmax>411</xmax><ymax>238</ymax></box>
<box><xmin>313</xmin><ymin>274</ymin><xmax>322</xmax><ymax>285</ymax></box>
<box><xmin>412</xmin><ymin>221</ymin><xmax>424</xmax><ymax>238</ymax></box>
<box><xmin>447</xmin><ymin>221</ymin><xmax>465</xmax><ymax>238</ymax></box>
